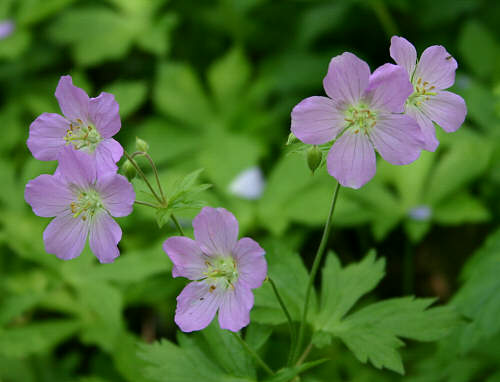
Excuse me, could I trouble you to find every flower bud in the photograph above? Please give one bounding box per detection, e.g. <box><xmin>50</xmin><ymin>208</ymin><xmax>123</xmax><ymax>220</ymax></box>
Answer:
<box><xmin>122</xmin><ymin>159</ymin><xmax>136</xmax><ymax>181</ymax></box>
<box><xmin>286</xmin><ymin>132</ymin><xmax>298</xmax><ymax>145</ymax></box>
<box><xmin>135</xmin><ymin>137</ymin><xmax>149</xmax><ymax>152</ymax></box>
<box><xmin>307</xmin><ymin>145</ymin><xmax>322</xmax><ymax>174</ymax></box>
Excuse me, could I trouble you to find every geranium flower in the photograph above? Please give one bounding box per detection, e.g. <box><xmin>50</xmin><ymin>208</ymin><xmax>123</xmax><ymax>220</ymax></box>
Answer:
<box><xmin>291</xmin><ymin>52</ymin><xmax>424</xmax><ymax>189</ymax></box>
<box><xmin>24</xmin><ymin>146</ymin><xmax>135</xmax><ymax>263</ymax></box>
<box><xmin>163</xmin><ymin>207</ymin><xmax>267</xmax><ymax>332</ymax></box>
<box><xmin>27</xmin><ymin>75</ymin><xmax>123</xmax><ymax>173</ymax></box>
<box><xmin>390</xmin><ymin>36</ymin><xmax>467</xmax><ymax>151</ymax></box>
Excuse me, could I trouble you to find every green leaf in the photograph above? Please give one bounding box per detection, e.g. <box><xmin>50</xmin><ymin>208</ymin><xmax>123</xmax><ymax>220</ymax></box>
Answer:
<box><xmin>208</xmin><ymin>47</ymin><xmax>251</xmax><ymax>111</ymax></box>
<box><xmin>252</xmin><ymin>241</ymin><xmax>315</xmax><ymax>325</ymax></box>
<box><xmin>314</xmin><ymin>251</ymin><xmax>385</xmax><ymax>332</ymax></box>
<box><xmin>136</xmin><ymin>13</ymin><xmax>178</xmax><ymax>56</ymax></box>
<box><xmin>104</xmin><ymin>80</ymin><xmax>147</xmax><ymax>118</ymax></box>
<box><xmin>433</xmin><ymin>192</ymin><xmax>490</xmax><ymax>225</ymax></box>
<box><xmin>262</xmin><ymin>359</ymin><xmax>328</xmax><ymax>382</ymax></box>
<box><xmin>154</xmin><ymin>62</ymin><xmax>214</xmax><ymax>126</ymax></box>
<box><xmin>452</xmin><ymin>229</ymin><xmax>500</xmax><ymax>352</ymax></box>
<box><xmin>0</xmin><ymin>320</ymin><xmax>81</xmax><ymax>358</ymax></box>
<box><xmin>138</xmin><ymin>337</ymin><xmax>256</xmax><ymax>382</ymax></box>
<box><xmin>458</xmin><ymin>21</ymin><xmax>500</xmax><ymax>79</ymax></box>
<box><xmin>49</xmin><ymin>7</ymin><xmax>134</xmax><ymax>66</ymax></box>
<box><xmin>314</xmin><ymin>252</ymin><xmax>461</xmax><ymax>374</ymax></box>
<box><xmin>17</xmin><ymin>0</ymin><xmax>76</xmax><ymax>25</ymax></box>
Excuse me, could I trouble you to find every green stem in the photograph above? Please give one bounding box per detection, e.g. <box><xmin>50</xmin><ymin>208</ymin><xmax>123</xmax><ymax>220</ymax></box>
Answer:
<box><xmin>171</xmin><ymin>214</ymin><xmax>185</xmax><ymax>236</ymax></box>
<box><xmin>371</xmin><ymin>0</ymin><xmax>398</xmax><ymax>37</ymax></box>
<box><xmin>293</xmin><ymin>182</ymin><xmax>341</xmax><ymax>363</ymax></box>
<box><xmin>123</xmin><ymin>151</ymin><xmax>163</xmax><ymax>204</ymax></box>
<box><xmin>134</xmin><ymin>200</ymin><xmax>160</xmax><ymax>208</ymax></box>
<box><xmin>131</xmin><ymin>151</ymin><xmax>166</xmax><ymax>203</ymax></box>
<box><xmin>268</xmin><ymin>277</ymin><xmax>296</xmax><ymax>366</ymax></box>
<box><xmin>296</xmin><ymin>340</ymin><xmax>313</xmax><ymax>366</ymax></box>
<box><xmin>231</xmin><ymin>332</ymin><xmax>274</xmax><ymax>376</ymax></box>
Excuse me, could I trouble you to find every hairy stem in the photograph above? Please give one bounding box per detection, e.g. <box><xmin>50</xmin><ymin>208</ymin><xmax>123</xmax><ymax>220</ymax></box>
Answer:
<box><xmin>268</xmin><ymin>277</ymin><xmax>296</xmax><ymax>366</ymax></box>
<box><xmin>231</xmin><ymin>332</ymin><xmax>274</xmax><ymax>376</ymax></box>
<box><xmin>293</xmin><ymin>182</ymin><xmax>341</xmax><ymax>363</ymax></box>
<box><xmin>134</xmin><ymin>200</ymin><xmax>160</xmax><ymax>208</ymax></box>
<box><xmin>123</xmin><ymin>151</ymin><xmax>163</xmax><ymax>204</ymax></box>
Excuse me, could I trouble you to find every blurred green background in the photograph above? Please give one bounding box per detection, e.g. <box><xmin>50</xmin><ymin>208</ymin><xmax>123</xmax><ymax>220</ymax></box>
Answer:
<box><xmin>1</xmin><ymin>0</ymin><xmax>499</xmax><ymax>381</ymax></box>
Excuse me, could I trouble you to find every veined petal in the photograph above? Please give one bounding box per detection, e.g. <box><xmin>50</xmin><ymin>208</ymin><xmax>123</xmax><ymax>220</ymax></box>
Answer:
<box><xmin>323</xmin><ymin>52</ymin><xmax>371</xmax><ymax>106</ymax></box>
<box><xmin>364</xmin><ymin>63</ymin><xmax>413</xmax><ymax>113</ymax></box>
<box><xmin>55</xmin><ymin>75</ymin><xmax>90</xmax><ymax>124</ymax></box>
<box><xmin>419</xmin><ymin>91</ymin><xmax>467</xmax><ymax>133</ymax></box>
<box><xmin>193</xmin><ymin>207</ymin><xmax>239</xmax><ymax>256</ymax></box>
<box><xmin>25</xmin><ymin>174</ymin><xmax>73</xmax><ymax>217</ymax></box>
<box><xmin>370</xmin><ymin>113</ymin><xmax>423</xmax><ymax>165</ymax></box>
<box><xmin>95</xmin><ymin>139</ymin><xmax>122</xmax><ymax>175</ymax></box>
<box><xmin>88</xmin><ymin>211</ymin><xmax>121</xmax><ymax>263</ymax></box>
<box><xmin>389</xmin><ymin>36</ymin><xmax>417</xmax><ymax>77</ymax></box>
<box><xmin>414</xmin><ymin>45</ymin><xmax>458</xmax><ymax>90</ymax></box>
<box><xmin>175</xmin><ymin>281</ymin><xmax>222</xmax><ymax>332</ymax></box>
<box><xmin>89</xmin><ymin>92</ymin><xmax>121</xmax><ymax>138</ymax></box>
<box><xmin>218</xmin><ymin>285</ymin><xmax>253</xmax><ymax>332</ymax></box>
<box><xmin>406</xmin><ymin>106</ymin><xmax>440</xmax><ymax>152</ymax></box>
<box><xmin>96</xmin><ymin>173</ymin><xmax>134</xmax><ymax>217</ymax></box>
<box><xmin>233</xmin><ymin>238</ymin><xmax>267</xmax><ymax>289</ymax></box>
<box><xmin>27</xmin><ymin>113</ymin><xmax>68</xmax><ymax>161</ymax></box>
<box><xmin>43</xmin><ymin>212</ymin><xmax>89</xmax><ymax>260</ymax></box>
<box><xmin>56</xmin><ymin>146</ymin><xmax>96</xmax><ymax>188</ymax></box>
<box><xmin>326</xmin><ymin>130</ymin><xmax>376</xmax><ymax>189</ymax></box>
<box><xmin>163</xmin><ymin>237</ymin><xmax>206</xmax><ymax>280</ymax></box>
<box><xmin>291</xmin><ymin>96</ymin><xmax>345</xmax><ymax>144</ymax></box>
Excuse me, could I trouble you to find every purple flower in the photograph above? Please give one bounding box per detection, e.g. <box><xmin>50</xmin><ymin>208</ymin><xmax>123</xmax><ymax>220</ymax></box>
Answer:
<box><xmin>27</xmin><ymin>75</ymin><xmax>123</xmax><ymax>174</ymax></box>
<box><xmin>390</xmin><ymin>36</ymin><xmax>467</xmax><ymax>151</ymax></box>
<box><xmin>24</xmin><ymin>146</ymin><xmax>135</xmax><ymax>263</ymax></box>
<box><xmin>291</xmin><ymin>52</ymin><xmax>424</xmax><ymax>189</ymax></box>
<box><xmin>163</xmin><ymin>207</ymin><xmax>267</xmax><ymax>332</ymax></box>
<box><xmin>0</xmin><ymin>20</ymin><xmax>14</xmax><ymax>40</ymax></box>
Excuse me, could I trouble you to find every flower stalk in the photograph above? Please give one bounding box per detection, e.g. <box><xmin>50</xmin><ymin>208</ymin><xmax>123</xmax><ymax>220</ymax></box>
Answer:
<box><xmin>293</xmin><ymin>181</ymin><xmax>341</xmax><ymax>363</ymax></box>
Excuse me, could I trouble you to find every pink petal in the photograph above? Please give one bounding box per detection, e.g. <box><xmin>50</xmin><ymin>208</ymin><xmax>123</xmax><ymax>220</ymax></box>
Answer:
<box><xmin>27</xmin><ymin>113</ymin><xmax>69</xmax><ymax>161</ymax></box>
<box><xmin>291</xmin><ymin>96</ymin><xmax>345</xmax><ymax>144</ymax></box>
<box><xmin>88</xmin><ymin>211</ymin><xmax>122</xmax><ymax>263</ymax></box>
<box><xmin>55</xmin><ymin>75</ymin><xmax>90</xmax><ymax>124</ymax></box>
<box><xmin>419</xmin><ymin>91</ymin><xmax>467</xmax><ymax>133</ymax></box>
<box><xmin>233</xmin><ymin>238</ymin><xmax>267</xmax><ymax>289</ymax></box>
<box><xmin>96</xmin><ymin>173</ymin><xmax>134</xmax><ymax>217</ymax></box>
<box><xmin>89</xmin><ymin>92</ymin><xmax>121</xmax><ymax>138</ymax></box>
<box><xmin>218</xmin><ymin>285</ymin><xmax>254</xmax><ymax>332</ymax></box>
<box><xmin>326</xmin><ymin>130</ymin><xmax>376</xmax><ymax>189</ymax></box>
<box><xmin>364</xmin><ymin>63</ymin><xmax>413</xmax><ymax>113</ymax></box>
<box><xmin>414</xmin><ymin>45</ymin><xmax>458</xmax><ymax>90</ymax></box>
<box><xmin>193</xmin><ymin>207</ymin><xmax>239</xmax><ymax>256</ymax></box>
<box><xmin>25</xmin><ymin>174</ymin><xmax>73</xmax><ymax>218</ymax></box>
<box><xmin>56</xmin><ymin>146</ymin><xmax>96</xmax><ymax>188</ymax></box>
<box><xmin>175</xmin><ymin>282</ymin><xmax>222</xmax><ymax>332</ymax></box>
<box><xmin>163</xmin><ymin>237</ymin><xmax>207</xmax><ymax>280</ymax></box>
<box><xmin>406</xmin><ymin>106</ymin><xmax>440</xmax><ymax>152</ymax></box>
<box><xmin>323</xmin><ymin>52</ymin><xmax>370</xmax><ymax>106</ymax></box>
<box><xmin>95</xmin><ymin>139</ymin><xmax>123</xmax><ymax>175</ymax></box>
<box><xmin>389</xmin><ymin>36</ymin><xmax>417</xmax><ymax>77</ymax></box>
<box><xmin>43</xmin><ymin>212</ymin><xmax>89</xmax><ymax>260</ymax></box>
<box><xmin>369</xmin><ymin>113</ymin><xmax>423</xmax><ymax>165</ymax></box>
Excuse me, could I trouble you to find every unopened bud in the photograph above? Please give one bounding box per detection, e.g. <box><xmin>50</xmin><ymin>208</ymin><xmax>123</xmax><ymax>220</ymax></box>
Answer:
<box><xmin>122</xmin><ymin>159</ymin><xmax>136</xmax><ymax>181</ymax></box>
<box><xmin>307</xmin><ymin>145</ymin><xmax>322</xmax><ymax>174</ymax></box>
<box><xmin>135</xmin><ymin>137</ymin><xmax>149</xmax><ymax>152</ymax></box>
<box><xmin>286</xmin><ymin>132</ymin><xmax>298</xmax><ymax>145</ymax></box>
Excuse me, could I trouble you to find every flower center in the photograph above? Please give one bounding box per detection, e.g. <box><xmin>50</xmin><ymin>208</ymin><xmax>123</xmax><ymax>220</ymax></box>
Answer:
<box><xmin>344</xmin><ymin>104</ymin><xmax>377</xmax><ymax>135</ymax></box>
<box><xmin>407</xmin><ymin>77</ymin><xmax>437</xmax><ymax>107</ymax></box>
<box><xmin>70</xmin><ymin>189</ymin><xmax>103</xmax><ymax>221</ymax></box>
<box><xmin>64</xmin><ymin>119</ymin><xmax>101</xmax><ymax>153</ymax></box>
<box><xmin>203</xmin><ymin>256</ymin><xmax>239</xmax><ymax>290</ymax></box>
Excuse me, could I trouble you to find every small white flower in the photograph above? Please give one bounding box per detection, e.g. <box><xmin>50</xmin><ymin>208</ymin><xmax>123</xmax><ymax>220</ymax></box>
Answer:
<box><xmin>228</xmin><ymin>166</ymin><xmax>265</xmax><ymax>200</ymax></box>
